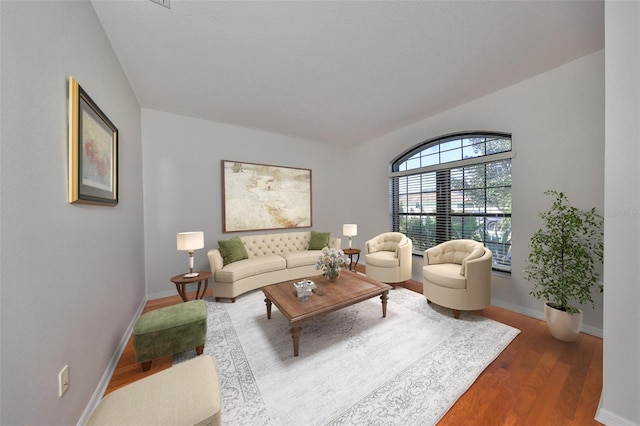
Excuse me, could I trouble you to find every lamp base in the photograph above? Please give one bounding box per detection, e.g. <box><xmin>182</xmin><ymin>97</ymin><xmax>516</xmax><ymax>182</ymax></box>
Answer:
<box><xmin>182</xmin><ymin>272</ymin><xmax>199</xmax><ymax>278</ymax></box>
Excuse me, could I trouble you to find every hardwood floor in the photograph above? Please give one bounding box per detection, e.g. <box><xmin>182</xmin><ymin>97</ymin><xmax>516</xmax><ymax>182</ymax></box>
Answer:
<box><xmin>397</xmin><ymin>280</ymin><xmax>603</xmax><ymax>425</ymax></box>
<box><xmin>106</xmin><ymin>274</ymin><xmax>603</xmax><ymax>425</ymax></box>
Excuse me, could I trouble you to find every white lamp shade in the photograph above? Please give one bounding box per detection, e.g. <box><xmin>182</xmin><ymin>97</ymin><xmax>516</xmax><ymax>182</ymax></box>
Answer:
<box><xmin>177</xmin><ymin>232</ymin><xmax>204</xmax><ymax>251</ymax></box>
<box><xmin>343</xmin><ymin>224</ymin><xmax>357</xmax><ymax>237</ymax></box>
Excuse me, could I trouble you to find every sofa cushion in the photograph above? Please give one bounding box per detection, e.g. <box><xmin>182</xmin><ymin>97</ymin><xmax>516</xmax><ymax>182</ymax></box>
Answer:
<box><xmin>365</xmin><ymin>251</ymin><xmax>399</xmax><ymax>268</ymax></box>
<box><xmin>215</xmin><ymin>255</ymin><xmax>286</xmax><ymax>283</ymax></box>
<box><xmin>308</xmin><ymin>231</ymin><xmax>330</xmax><ymax>250</ymax></box>
<box><xmin>218</xmin><ymin>237</ymin><xmax>249</xmax><ymax>266</ymax></box>
<box><xmin>281</xmin><ymin>250</ymin><xmax>323</xmax><ymax>268</ymax></box>
<box><xmin>423</xmin><ymin>263</ymin><xmax>467</xmax><ymax>289</ymax></box>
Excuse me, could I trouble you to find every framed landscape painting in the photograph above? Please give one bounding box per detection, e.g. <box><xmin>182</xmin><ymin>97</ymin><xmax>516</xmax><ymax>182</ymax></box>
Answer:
<box><xmin>68</xmin><ymin>76</ymin><xmax>118</xmax><ymax>206</ymax></box>
<box><xmin>222</xmin><ymin>160</ymin><xmax>312</xmax><ymax>232</ymax></box>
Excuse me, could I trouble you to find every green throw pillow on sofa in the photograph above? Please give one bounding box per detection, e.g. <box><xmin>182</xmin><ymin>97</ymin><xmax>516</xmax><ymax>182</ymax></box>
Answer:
<box><xmin>218</xmin><ymin>237</ymin><xmax>249</xmax><ymax>266</ymax></box>
<box><xmin>308</xmin><ymin>231</ymin><xmax>330</xmax><ymax>250</ymax></box>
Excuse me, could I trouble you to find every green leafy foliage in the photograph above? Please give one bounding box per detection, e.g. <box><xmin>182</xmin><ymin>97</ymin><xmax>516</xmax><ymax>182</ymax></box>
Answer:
<box><xmin>523</xmin><ymin>190</ymin><xmax>603</xmax><ymax>314</ymax></box>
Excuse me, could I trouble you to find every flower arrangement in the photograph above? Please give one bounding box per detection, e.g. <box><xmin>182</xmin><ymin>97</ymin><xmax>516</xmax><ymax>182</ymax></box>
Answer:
<box><xmin>315</xmin><ymin>247</ymin><xmax>350</xmax><ymax>280</ymax></box>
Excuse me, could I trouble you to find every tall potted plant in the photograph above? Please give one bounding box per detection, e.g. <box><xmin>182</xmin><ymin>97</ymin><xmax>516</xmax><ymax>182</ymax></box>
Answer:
<box><xmin>523</xmin><ymin>190</ymin><xmax>604</xmax><ymax>342</ymax></box>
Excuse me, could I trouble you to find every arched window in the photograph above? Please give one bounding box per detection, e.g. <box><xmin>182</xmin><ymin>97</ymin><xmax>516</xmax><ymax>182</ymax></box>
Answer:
<box><xmin>390</xmin><ymin>132</ymin><xmax>513</xmax><ymax>272</ymax></box>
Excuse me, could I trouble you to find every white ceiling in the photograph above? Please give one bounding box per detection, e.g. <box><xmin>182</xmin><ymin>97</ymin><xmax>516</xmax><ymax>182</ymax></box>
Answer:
<box><xmin>91</xmin><ymin>0</ymin><xmax>604</xmax><ymax>146</ymax></box>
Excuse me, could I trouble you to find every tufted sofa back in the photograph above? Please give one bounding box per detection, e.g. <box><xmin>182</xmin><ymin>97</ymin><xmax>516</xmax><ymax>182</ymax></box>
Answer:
<box><xmin>240</xmin><ymin>232</ymin><xmax>340</xmax><ymax>257</ymax></box>
<box><xmin>366</xmin><ymin>232</ymin><xmax>409</xmax><ymax>255</ymax></box>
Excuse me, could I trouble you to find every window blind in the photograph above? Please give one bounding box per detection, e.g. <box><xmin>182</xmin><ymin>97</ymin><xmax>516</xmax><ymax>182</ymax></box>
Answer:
<box><xmin>390</xmin><ymin>133</ymin><xmax>513</xmax><ymax>272</ymax></box>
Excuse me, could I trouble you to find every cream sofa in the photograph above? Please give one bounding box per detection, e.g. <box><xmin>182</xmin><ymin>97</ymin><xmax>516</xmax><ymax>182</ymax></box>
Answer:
<box><xmin>423</xmin><ymin>239</ymin><xmax>492</xmax><ymax>318</ymax></box>
<box><xmin>208</xmin><ymin>231</ymin><xmax>341</xmax><ymax>301</ymax></box>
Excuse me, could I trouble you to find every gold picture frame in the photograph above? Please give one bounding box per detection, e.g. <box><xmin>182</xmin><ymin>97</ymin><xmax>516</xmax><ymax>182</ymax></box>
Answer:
<box><xmin>222</xmin><ymin>160</ymin><xmax>312</xmax><ymax>232</ymax></box>
<box><xmin>68</xmin><ymin>76</ymin><xmax>118</xmax><ymax>206</ymax></box>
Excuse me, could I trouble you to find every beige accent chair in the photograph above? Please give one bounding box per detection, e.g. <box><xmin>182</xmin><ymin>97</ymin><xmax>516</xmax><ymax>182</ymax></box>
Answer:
<box><xmin>87</xmin><ymin>355</ymin><xmax>221</xmax><ymax>425</ymax></box>
<box><xmin>364</xmin><ymin>232</ymin><xmax>413</xmax><ymax>285</ymax></box>
<box><xmin>423</xmin><ymin>239</ymin><xmax>492</xmax><ymax>319</ymax></box>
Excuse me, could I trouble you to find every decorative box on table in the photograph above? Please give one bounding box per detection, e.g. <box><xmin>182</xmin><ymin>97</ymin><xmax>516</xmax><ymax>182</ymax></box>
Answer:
<box><xmin>293</xmin><ymin>280</ymin><xmax>316</xmax><ymax>301</ymax></box>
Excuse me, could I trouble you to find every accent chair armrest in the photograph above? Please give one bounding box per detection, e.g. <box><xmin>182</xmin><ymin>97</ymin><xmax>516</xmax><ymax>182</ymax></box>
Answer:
<box><xmin>364</xmin><ymin>235</ymin><xmax>380</xmax><ymax>255</ymax></box>
<box><xmin>462</xmin><ymin>248</ymin><xmax>492</xmax><ymax>278</ymax></box>
<box><xmin>397</xmin><ymin>238</ymin><xmax>412</xmax><ymax>258</ymax></box>
<box><xmin>423</xmin><ymin>246</ymin><xmax>442</xmax><ymax>266</ymax></box>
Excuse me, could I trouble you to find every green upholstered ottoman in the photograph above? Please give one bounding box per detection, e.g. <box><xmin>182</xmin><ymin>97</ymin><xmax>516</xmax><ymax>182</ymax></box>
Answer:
<box><xmin>133</xmin><ymin>300</ymin><xmax>207</xmax><ymax>371</ymax></box>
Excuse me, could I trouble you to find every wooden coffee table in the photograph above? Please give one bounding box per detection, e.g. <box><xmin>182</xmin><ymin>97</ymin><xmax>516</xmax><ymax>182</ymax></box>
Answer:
<box><xmin>262</xmin><ymin>270</ymin><xmax>392</xmax><ymax>356</ymax></box>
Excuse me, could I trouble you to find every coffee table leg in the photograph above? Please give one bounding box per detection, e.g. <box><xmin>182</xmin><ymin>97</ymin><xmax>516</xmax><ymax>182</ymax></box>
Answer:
<box><xmin>264</xmin><ymin>298</ymin><xmax>272</xmax><ymax>319</ymax></box>
<box><xmin>380</xmin><ymin>291</ymin><xmax>388</xmax><ymax>317</ymax></box>
<box><xmin>290</xmin><ymin>324</ymin><xmax>301</xmax><ymax>357</ymax></box>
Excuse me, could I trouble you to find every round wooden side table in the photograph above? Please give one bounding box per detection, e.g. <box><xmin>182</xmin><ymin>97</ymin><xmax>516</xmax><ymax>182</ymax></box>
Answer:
<box><xmin>343</xmin><ymin>248</ymin><xmax>361</xmax><ymax>271</ymax></box>
<box><xmin>170</xmin><ymin>271</ymin><xmax>211</xmax><ymax>302</ymax></box>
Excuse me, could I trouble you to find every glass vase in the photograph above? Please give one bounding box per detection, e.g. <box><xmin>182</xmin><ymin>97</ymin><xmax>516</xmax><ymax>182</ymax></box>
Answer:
<box><xmin>325</xmin><ymin>267</ymin><xmax>340</xmax><ymax>282</ymax></box>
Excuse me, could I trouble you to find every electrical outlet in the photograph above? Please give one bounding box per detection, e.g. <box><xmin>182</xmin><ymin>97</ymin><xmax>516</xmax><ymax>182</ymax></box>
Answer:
<box><xmin>58</xmin><ymin>365</ymin><xmax>69</xmax><ymax>397</ymax></box>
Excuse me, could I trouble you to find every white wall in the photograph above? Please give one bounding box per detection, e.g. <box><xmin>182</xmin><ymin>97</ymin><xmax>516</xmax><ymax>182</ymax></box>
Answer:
<box><xmin>349</xmin><ymin>50</ymin><xmax>606</xmax><ymax>335</ymax></box>
<box><xmin>598</xmin><ymin>2</ymin><xmax>640</xmax><ymax>425</ymax></box>
<box><xmin>141</xmin><ymin>109</ymin><xmax>350</xmax><ymax>298</ymax></box>
<box><xmin>0</xmin><ymin>1</ymin><xmax>145</xmax><ymax>424</ymax></box>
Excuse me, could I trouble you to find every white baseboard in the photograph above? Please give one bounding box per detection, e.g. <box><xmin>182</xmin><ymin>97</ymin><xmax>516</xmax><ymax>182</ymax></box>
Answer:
<box><xmin>490</xmin><ymin>299</ymin><xmax>603</xmax><ymax>338</ymax></box>
<box><xmin>148</xmin><ymin>288</ymin><xmax>181</xmax><ymax>300</ymax></box>
<box><xmin>77</xmin><ymin>298</ymin><xmax>147</xmax><ymax>426</ymax></box>
<box><xmin>596</xmin><ymin>395</ymin><xmax>640</xmax><ymax>426</ymax></box>
<box><xmin>409</xmin><ymin>274</ymin><xmax>603</xmax><ymax>338</ymax></box>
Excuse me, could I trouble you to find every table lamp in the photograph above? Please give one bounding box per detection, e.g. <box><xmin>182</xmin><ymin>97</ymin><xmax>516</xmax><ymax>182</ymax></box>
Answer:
<box><xmin>177</xmin><ymin>231</ymin><xmax>204</xmax><ymax>277</ymax></box>
<box><xmin>343</xmin><ymin>224</ymin><xmax>357</xmax><ymax>249</ymax></box>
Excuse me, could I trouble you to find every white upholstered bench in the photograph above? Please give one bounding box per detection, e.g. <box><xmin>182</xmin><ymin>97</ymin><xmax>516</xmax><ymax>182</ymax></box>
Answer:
<box><xmin>87</xmin><ymin>355</ymin><xmax>221</xmax><ymax>426</ymax></box>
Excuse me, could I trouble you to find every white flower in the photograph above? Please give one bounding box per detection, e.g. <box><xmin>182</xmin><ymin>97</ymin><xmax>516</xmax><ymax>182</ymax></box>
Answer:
<box><xmin>315</xmin><ymin>247</ymin><xmax>350</xmax><ymax>272</ymax></box>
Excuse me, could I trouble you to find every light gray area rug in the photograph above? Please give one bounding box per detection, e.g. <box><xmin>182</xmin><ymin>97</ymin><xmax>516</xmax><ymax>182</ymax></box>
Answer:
<box><xmin>175</xmin><ymin>287</ymin><xmax>519</xmax><ymax>425</ymax></box>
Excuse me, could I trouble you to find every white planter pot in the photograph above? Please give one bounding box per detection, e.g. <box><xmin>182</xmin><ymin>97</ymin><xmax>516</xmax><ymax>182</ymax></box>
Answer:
<box><xmin>544</xmin><ymin>302</ymin><xmax>582</xmax><ymax>342</ymax></box>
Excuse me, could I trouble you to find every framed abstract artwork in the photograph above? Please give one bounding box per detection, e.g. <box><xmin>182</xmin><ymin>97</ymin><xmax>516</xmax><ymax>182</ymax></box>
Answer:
<box><xmin>68</xmin><ymin>76</ymin><xmax>118</xmax><ymax>206</ymax></box>
<box><xmin>222</xmin><ymin>160</ymin><xmax>312</xmax><ymax>232</ymax></box>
